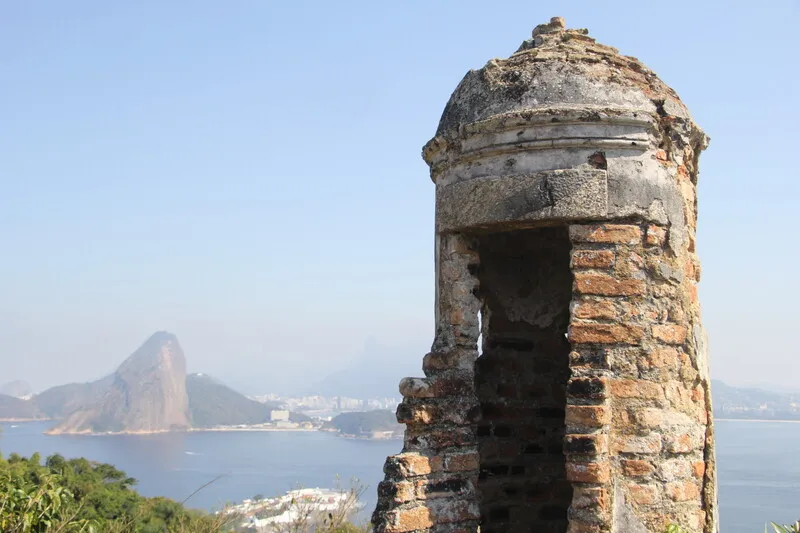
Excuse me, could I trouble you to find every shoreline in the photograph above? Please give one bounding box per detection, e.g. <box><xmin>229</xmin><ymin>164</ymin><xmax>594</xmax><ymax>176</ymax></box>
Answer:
<box><xmin>188</xmin><ymin>427</ymin><xmax>317</xmax><ymax>433</ymax></box>
<box><xmin>715</xmin><ymin>418</ymin><xmax>800</xmax><ymax>424</ymax></box>
<box><xmin>42</xmin><ymin>426</ymin><xmax>319</xmax><ymax>437</ymax></box>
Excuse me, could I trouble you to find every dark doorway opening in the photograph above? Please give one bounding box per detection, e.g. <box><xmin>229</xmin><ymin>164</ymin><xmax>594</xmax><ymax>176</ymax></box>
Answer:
<box><xmin>474</xmin><ymin>226</ymin><xmax>573</xmax><ymax>533</ymax></box>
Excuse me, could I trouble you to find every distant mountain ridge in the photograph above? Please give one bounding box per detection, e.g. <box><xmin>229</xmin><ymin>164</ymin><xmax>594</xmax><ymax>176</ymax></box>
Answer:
<box><xmin>0</xmin><ymin>332</ymin><xmax>308</xmax><ymax>433</ymax></box>
<box><xmin>0</xmin><ymin>380</ymin><xmax>33</xmax><ymax>399</ymax></box>
<box><xmin>712</xmin><ymin>379</ymin><xmax>800</xmax><ymax>420</ymax></box>
<box><xmin>187</xmin><ymin>373</ymin><xmax>286</xmax><ymax>427</ymax></box>
<box><xmin>0</xmin><ymin>394</ymin><xmax>40</xmax><ymax>420</ymax></box>
<box><xmin>34</xmin><ymin>377</ymin><xmax>114</xmax><ymax>420</ymax></box>
<box><xmin>304</xmin><ymin>339</ymin><xmax>420</xmax><ymax>400</ymax></box>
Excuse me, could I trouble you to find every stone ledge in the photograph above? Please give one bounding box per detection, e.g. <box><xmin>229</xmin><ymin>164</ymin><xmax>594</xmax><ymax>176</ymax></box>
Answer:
<box><xmin>436</xmin><ymin>169</ymin><xmax>607</xmax><ymax>232</ymax></box>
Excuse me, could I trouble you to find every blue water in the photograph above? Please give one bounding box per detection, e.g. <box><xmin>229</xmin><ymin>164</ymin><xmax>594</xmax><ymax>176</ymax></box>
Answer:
<box><xmin>1</xmin><ymin>420</ymin><xmax>798</xmax><ymax>530</ymax></box>
<box><xmin>715</xmin><ymin>420</ymin><xmax>800</xmax><ymax>532</ymax></box>
<box><xmin>0</xmin><ymin>422</ymin><xmax>398</xmax><ymax>514</ymax></box>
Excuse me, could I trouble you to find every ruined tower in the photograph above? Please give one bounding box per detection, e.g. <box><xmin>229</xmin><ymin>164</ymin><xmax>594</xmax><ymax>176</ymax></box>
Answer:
<box><xmin>372</xmin><ymin>18</ymin><xmax>717</xmax><ymax>533</ymax></box>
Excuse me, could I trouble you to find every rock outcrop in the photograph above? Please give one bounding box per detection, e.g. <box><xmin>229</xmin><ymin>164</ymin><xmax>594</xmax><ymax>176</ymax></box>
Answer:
<box><xmin>47</xmin><ymin>332</ymin><xmax>190</xmax><ymax>435</ymax></box>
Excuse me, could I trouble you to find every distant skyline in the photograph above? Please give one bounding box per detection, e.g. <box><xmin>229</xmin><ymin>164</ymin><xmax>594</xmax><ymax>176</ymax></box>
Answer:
<box><xmin>2</xmin><ymin>1</ymin><xmax>798</xmax><ymax>393</ymax></box>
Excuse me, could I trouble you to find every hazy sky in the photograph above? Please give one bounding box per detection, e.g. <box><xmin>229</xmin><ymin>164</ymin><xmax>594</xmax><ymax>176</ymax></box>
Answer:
<box><xmin>1</xmin><ymin>1</ymin><xmax>798</xmax><ymax>394</ymax></box>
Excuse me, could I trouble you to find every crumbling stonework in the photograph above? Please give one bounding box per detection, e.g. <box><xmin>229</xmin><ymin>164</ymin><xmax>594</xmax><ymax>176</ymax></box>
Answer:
<box><xmin>373</xmin><ymin>17</ymin><xmax>717</xmax><ymax>533</ymax></box>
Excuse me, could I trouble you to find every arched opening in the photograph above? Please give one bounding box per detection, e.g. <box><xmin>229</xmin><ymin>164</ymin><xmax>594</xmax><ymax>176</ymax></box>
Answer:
<box><xmin>473</xmin><ymin>226</ymin><xmax>574</xmax><ymax>533</ymax></box>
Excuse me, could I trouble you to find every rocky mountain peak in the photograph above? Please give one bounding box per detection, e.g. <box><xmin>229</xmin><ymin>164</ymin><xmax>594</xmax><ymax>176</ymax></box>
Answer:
<box><xmin>47</xmin><ymin>332</ymin><xmax>190</xmax><ymax>435</ymax></box>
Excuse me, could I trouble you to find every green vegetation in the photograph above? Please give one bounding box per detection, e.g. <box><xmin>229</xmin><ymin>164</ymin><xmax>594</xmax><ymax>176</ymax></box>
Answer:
<box><xmin>666</xmin><ymin>522</ymin><xmax>800</xmax><ymax>533</ymax></box>
<box><xmin>34</xmin><ymin>380</ymin><xmax>113</xmax><ymax>420</ymax></box>
<box><xmin>323</xmin><ymin>410</ymin><xmax>401</xmax><ymax>437</ymax></box>
<box><xmin>0</xmin><ymin>395</ymin><xmax>40</xmax><ymax>420</ymax></box>
<box><xmin>0</xmin><ymin>449</ymin><xmax>369</xmax><ymax>533</ymax></box>
<box><xmin>186</xmin><ymin>373</ymin><xmax>283</xmax><ymax>427</ymax></box>
<box><xmin>768</xmin><ymin>522</ymin><xmax>800</xmax><ymax>533</ymax></box>
<box><xmin>0</xmin><ymin>451</ymin><xmax>235</xmax><ymax>532</ymax></box>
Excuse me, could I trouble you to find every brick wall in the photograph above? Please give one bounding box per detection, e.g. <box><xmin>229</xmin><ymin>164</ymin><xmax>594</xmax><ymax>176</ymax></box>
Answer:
<box><xmin>373</xmin><ymin>218</ymin><xmax>714</xmax><ymax>533</ymax></box>
<box><xmin>566</xmin><ymin>221</ymin><xmax>711</xmax><ymax>532</ymax></box>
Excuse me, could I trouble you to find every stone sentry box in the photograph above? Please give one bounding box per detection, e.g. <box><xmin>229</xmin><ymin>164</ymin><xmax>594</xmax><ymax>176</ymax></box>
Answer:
<box><xmin>372</xmin><ymin>18</ymin><xmax>718</xmax><ymax>533</ymax></box>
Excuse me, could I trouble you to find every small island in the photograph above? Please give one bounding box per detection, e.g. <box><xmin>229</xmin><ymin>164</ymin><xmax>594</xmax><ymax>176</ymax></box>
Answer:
<box><xmin>322</xmin><ymin>409</ymin><xmax>403</xmax><ymax>439</ymax></box>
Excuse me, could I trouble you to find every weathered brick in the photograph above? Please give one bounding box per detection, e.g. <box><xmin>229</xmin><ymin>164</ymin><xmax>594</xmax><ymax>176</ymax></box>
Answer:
<box><xmin>652</xmin><ymin>324</ymin><xmax>688</xmax><ymax>344</ymax></box>
<box><xmin>668</xmin><ymin>301</ymin><xmax>686</xmax><ymax>323</ymax></box>
<box><xmin>572</xmin><ymin>249</ymin><xmax>615</xmax><ymax>269</ymax></box>
<box><xmin>567</xmin><ymin>377</ymin><xmax>608</xmax><ymax>399</ymax></box>
<box><xmin>385</xmin><ymin>453</ymin><xmax>433</xmax><ymax>477</ymax></box>
<box><xmin>689</xmin><ymin>510</ymin><xmax>707</xmax><ymax>530</ymax></box>
<box><xmin>645</xmin><ymin>225</ymin><xmax>667</xmax><ymax>247</ymax></box>
<box><xmin>628</xmin><ymin>483</ymin><xmax>658</xmax><ymax>505</ymax></box>
<box><xmin>666</xmin><ymin>481</ymin><xmax>700</xmax><ymax>502</ymax></box>
<box><xmin>572</xmin><ymin>486</ymin><xmax>611</xmax><ymax>511</ymax></box>
<box><xmin>573</xmin><ymin>299</ymin><xmax>617</xmax><ymax>320</ymax></box>
<box><xmin>613</xmin><ymin>433</ymin><xmax>662</xmax><ymax>454</ymax></box>
<box><xmin>569</xmin><ymin>323</ymin><xmax>644</xmax><ymax>345</ymax></box>
<box><xmin>564</xmin><ymin>434</ymin><xmax>609</xmax><ymax>455</ymax></box>
<box><xmin>609</xmin><ymin>379</ymin><xmax>664</xmax><ymax>399</ymax></box>
<box><xmin>664</xmin><ymin>381</ymin><xmax>694</xmax><ymax>411</ymax></box>
<box><xmin>691</xmin><ymin>385</ymin><xmax>706</xmax><ymax>403</ymax></box>
<box><xmin>431</xmin><ymin>428</ymin><xmax>476</xmax><ymax>450</ymax></box>
<box><xmin>692</xmin><ymin>461</ymin><xmax>706</xmax><ymax>479</ymax></box>
<box><xmin>689</xmin><ymin>283</ymin><xmax>699</xmax><ymax>304</ymax></box>
<box><xmin>574</xmin><ymin>272</ymin><xmax>646</xmax><ymax>296</ymax></box>
<box><xmin>663</xmin><ymin>433</ymin><xmax>697</xmax><ymax>454</ymax></box>
<box><xmin>422</xmin><ymin>350</ymin><xmax>477</xmax><ymax>372</ymax></box>
<box><xmin>396</xmin><ymin>403</ymin><xmax>436</xmax><ymax>425</ymax></box>
<box><xmin>451</xmin><ymin>282</ymin><xmax>473</xmax><ymax>303</ymax></box>
<box><xmin>684</xmin><ymin>256</ymin><xmax>702</xmax><ymax>281</ymax></box>
<box><xmin>634</xmin><ymin>408</ymin><xmax>663</xmax><ymax>428</ymax></box>
<box><xmin>399</xmin><ymin>377</ymin><xmax>435</xmax><ymax>399</ymax></box>
<box><xmin>567</xmin><ymin>522</ymin><xmax>604</xmax><ymax>533</ymax></box>
<box><xmin>386</xmin><ymin>506</ymin><xmax>433</xmax><ymax>533</ymax></box>
<box><xmin>696</xmin><ymin>407</ymin><xmax>709</xmax><ymax>424</ymax></box>
<box><xmin>416</xmin><ymin>478</ymin><xmax>471</xmax><ymax>500</ymax></box>
<box><xmin>659</xmin><ymin>458</ymin><xmax>692</xmax><ymax>481</ymax></box>
<box><xmin>444</xmin><ymin>451</ymin><xmax>479</xmax><ymax>472</ymax></box>
<box><xmin>566</xmin><ymin>461</ymin><xmax>610</xmax><ymax>483</ymax></box>
<box><xmin>570</xmin><ymin>224</ymin><xmax>643</xmax><ymax>245</ymax></box>
<box><xmin>647</xmin><ymin>347</ymin><xmax>682</xmax><ymax>369</ymax></box>
<box><xmin>569</xmin><ymin>349</ymin><xmax>610</xmax><ymax>369</ymax></box>
<box><xmin>378</xmin><ymin>481</ymin><xmax>416</xmax><ymax>503</ymax></box>
<box><xmin>622</xmin><ymin>459</ymin><xmax>655</xmax><ymax>477</ymax></box>
<box><xmin>444</xmin><ymin>235</ymin><xmax>477</xmax><ymax>255</ymax></box>
<box><xmin>429</xmin><ymin>499</ymin><xmax>480</xmax><ymax>523</ymax></box>
<box><xmin>430</xmin><ymin>374</ymin><xmax>474</xmax><ymax>397</ymax></box>
<box><xmin>565</xmin><ymin>405</ymin><xmax>610</xmax><ymax>428</ymax></box>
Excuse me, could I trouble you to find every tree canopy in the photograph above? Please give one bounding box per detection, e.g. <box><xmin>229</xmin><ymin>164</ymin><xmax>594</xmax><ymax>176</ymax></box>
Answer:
<box><xmin>0</xmin><ymin>451</ymin><xmax>230</xmax><ymax>532</ymax></box>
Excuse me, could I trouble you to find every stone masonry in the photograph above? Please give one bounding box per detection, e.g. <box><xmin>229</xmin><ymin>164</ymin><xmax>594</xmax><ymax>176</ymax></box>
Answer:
<box><xmin>372</xmin><ymin>18</ymin><xmax>717</xmax><ymax>533</ymax></box>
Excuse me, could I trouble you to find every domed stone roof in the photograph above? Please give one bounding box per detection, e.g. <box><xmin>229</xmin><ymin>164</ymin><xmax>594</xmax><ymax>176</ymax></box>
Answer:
<box><xmin>423</xmin><ymin>18</ymin><xmax>709</xmax><ymax>249</ymax></box>
<box><xmin>430</xmin><ymin>17</ymin><xmax>699</xmax><ymax>142</ymax></box>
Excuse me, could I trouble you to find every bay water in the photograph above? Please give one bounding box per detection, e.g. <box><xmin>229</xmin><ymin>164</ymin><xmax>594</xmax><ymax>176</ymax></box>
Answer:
<box><xmin>1</xmin><ymin>420</ymin><xmax>797</xmax><ymax>531</ymax></box>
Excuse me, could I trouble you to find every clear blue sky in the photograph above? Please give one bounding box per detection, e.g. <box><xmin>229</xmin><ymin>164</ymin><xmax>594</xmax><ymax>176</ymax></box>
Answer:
<box><xmin>1</xmin><ymin>1</ymin><xmax>798</xmax><ymax>394</ymax></box>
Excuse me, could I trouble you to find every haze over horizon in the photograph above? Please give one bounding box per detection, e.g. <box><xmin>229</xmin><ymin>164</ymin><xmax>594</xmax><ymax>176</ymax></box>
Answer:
<box><xmin>2</xmin><ymin>1</ymin><xmax>798</xmax><ymax>394</ymax></box>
